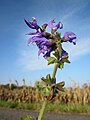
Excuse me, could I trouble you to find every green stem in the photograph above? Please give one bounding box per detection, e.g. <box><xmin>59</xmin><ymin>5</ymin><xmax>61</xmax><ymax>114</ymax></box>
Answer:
<box><xmin>37</xmin><ymin>63</ymin><xmax>59</xmax><ymax>120</ymax></box>
<box><xmin>52</xmin><ymin>63</ymin><xmax>59</xmax><ymax>79</ymax></box>
<box><xmin>37</xmin><ymin>100</ymin><xmax>47</xmax><ymax>120</ymax></box>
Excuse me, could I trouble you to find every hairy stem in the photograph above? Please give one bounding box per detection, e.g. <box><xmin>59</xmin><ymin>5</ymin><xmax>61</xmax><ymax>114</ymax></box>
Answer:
<box><xmin>52</xmin><ymin>63</ymin><xmax>59</xmax><ymax>79</ymax></box>
<box><xmin>37</xmin><ymin>100</ymin><xmax>47</xmax><ymax>120</ymax></box>
<box><xmin>37</xmin><ymin>63</ymin><xmax>59</xmax><ymax>120</ymax></box>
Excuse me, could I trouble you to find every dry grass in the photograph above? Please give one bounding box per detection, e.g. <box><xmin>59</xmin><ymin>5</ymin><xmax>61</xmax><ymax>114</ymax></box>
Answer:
<box><xmin>0</xmin><ymin>81</ymin><xmax>90</xmax><ymax>105</ymax></box>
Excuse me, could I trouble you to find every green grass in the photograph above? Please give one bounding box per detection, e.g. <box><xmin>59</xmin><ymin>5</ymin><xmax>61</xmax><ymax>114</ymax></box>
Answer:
<box><xmin>58</xmin><ymin>103</ymin><xmax>90</xmax><ymax>113</ymax></box>
<box><xmin>0</xmin><ymin>100</ymin><xmax>18</xmax><ymax>108</ymax></box>
<box><xmin>0</xmin><ymin>100</ymin><xmax>90</xmax><ymax>114</ymax></box>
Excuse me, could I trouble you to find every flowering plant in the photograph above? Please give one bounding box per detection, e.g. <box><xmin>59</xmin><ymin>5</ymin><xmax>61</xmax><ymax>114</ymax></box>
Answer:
<box><xmin>24</xmin><ymin>17</ymin><xmax>77</xmax><ymax>120</ymax></box>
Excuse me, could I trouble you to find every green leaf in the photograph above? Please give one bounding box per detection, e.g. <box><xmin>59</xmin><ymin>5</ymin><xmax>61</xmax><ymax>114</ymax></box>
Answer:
<box><xmin>47</xmin><ymin>57</ymin><xmax>57</xmax><ymax>65</ymax></box>
<box><xmin>56</xmin><ymin>81</ymin><xmax>65</xmax><ymax>88</ymax></box>
<box><xmin>59</xmin><ymin>62</ymin><xmax>64</xmax><ymax>69</ymax></box>
<box><xmin>57</xmin><ymin>87</ymin><xmax>65</xmax><ymax>92</ymax></box>
<box><xmin>56</xmin><ymin>81</ymin><xmax>65</xmax><ymax>92</ymax></box>
<box><xmin>61</xmin><ymin>57</ymin><xmax>71</xmax><ymax>63</ymax></box>
<box><xmin>41</xmin><ymin>74</ymin><xmax>52</xmax><ymax>85</ymax></box>
<box><xmin>64</xmin><ymin>59</ymin><xmax>70</xmax><ymax>63</ymax></box>
<box><xmin>41</xmin><ymin>77</ymin><xmax>48</xmax><ymax>84</ymax></box>
<box><xmin>46</xmin><ymin>74</ymin><xmax>51</xmax><ymax>80</ymax></box>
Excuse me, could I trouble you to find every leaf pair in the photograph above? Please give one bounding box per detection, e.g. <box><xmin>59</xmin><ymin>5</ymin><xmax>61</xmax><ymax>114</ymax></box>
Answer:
<box><xmin>47</xmin><ymin>57</ymin><xmax>57</xmax><ymax>65</ymax></box>
<box><xmin>48</xmin><ymin>81</ymin><xmax>65</xmax><ymax>100</ymax></box>
<box><xmin>55</xmin><ymin>81</ymin><xmax>65</xmax><ymax>92</ymax></box>
<box><xmin>47</xmin><ymin>56</ymin><xmax>70</xmax><ymax>70</ymax></box>
<box><xmin>41</xmin><ymin>74</ymin><xmax>54</xmax><ymax>85</ymax></box>
<box><xmin>58</xmin><ymin>56</ymin><xmax>70</xmax><ymax>69</ymax></box>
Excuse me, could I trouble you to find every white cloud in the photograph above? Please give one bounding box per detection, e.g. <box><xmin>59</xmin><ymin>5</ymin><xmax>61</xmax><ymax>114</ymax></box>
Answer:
<box><xmin>63</xmin><ymin>38</ymin><xmax>90</xmax><ymax>60</ymax></box>
<box><xmin>18</xmin><ymin>46</ymin><xmax>53</xmax><ymax>71</ymax></box>
<box><xmin>18</xmin><ymin>38</ymin><xmax>90</xmax><ymax>71</ymax></box>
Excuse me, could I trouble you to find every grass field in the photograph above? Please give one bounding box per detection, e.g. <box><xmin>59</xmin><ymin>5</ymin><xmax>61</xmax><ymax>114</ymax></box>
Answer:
<box><xmin>0</xmin><ymin>82</ymin><xmax>90</xmax><ymax>114</ymax></box>
<box><xmin>0</xmin><ymin>100</ymin><xmax>90</xmax><ymax>114</ymax></box>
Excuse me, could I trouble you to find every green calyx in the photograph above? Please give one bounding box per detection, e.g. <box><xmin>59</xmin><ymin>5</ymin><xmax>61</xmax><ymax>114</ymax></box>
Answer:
<box><xmin>47</xmin><ymin>55</ymin><xmax>70</xmax><ymax>70</ymax></box>
<box><xmin>36</xmin><ymin>73</ymin><xmax>65</xmax><ymax>98</ymax></box>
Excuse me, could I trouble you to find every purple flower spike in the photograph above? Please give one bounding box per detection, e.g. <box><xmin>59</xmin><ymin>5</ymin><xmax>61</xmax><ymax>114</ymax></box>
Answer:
<box><xmin>24</xmin><ymin>17</ymin><xmax>77</xmax><ymax>60</ymax></box>
<box><xmin>48</xmin><ymin>19</ymin><xmax>63</xmax><ymax>30</ymax></box>
<box><xmin>64</xmin><ymin>32</ymin><xmax>77</xmax><ymax>45</ymax></box>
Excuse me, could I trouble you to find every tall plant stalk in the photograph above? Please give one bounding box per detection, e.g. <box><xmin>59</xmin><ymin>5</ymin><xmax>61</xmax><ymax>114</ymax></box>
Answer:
<box><xmin>24</xmin><ymin>17</ymin><xmax>77</xmax><ymax>120</ymax></box>
<box><xmin>37</xmin><ymin>63</ymin><xmax>59</xmax><ymax>120</ymax></box>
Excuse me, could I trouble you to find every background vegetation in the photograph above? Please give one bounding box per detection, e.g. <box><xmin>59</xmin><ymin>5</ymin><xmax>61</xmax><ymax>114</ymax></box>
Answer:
<box><xmin>0</xmin><ymin>80</ymin><xmax>90</xmax><ymax>113</ymax></box>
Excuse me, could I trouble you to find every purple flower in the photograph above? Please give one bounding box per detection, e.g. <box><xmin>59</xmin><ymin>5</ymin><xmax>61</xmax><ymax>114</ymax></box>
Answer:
<box><xmin>28</xmin><ymin>35</ymin><xmax>54</xmax><ymax>58</ymax></box>
<box><xmin>48</xmin><ymin>19</ymin><xmax>63</xmax><ymax>30</ymax></box>
<box><xmin>58</xmin><ymin>49</ymin><xmax>68</xmax><ymax>61</ymax></box>
<box><xmin>53</xmin><ymin>78</ymin><xmax>56</xmax><ymax>84</ymax></box>
<box><xmin>24</xmin><ymin>18</ymin><xmax>50</xmax><ymax>37</ymax></box>
<box><xmin>24</xmin><ymin>17</ymin><xmax>57</xmax><ymax>58</ymax></box>
<box><xmin>28</xmin><ymin>36</ymin><xmax>50</xmax><ymax>44</ymax></box>
<box><xmin>61</xmin><ymin>49</ymin><xmax>68</xmax><ymax>59</ymax></box>
<box><xmin>24</xmin><ymin>17</ymin><xmax>76</xmax><ymax>60</ymax></box>
<box><xmin>48</xmin><ymin>20</ymin><xmax>55</xmax><ymax>29</ymax></box>
<box><xmin>64</xmin><ymin>32</ymin><xmax>77</xmax><ymax>45</ymax></box>
<box><xmin>55</xmin><ymin>21</ymin><xmax>63</xmax><ymax>29</ymax></box>
<box><xmin>24</xmin><ymin>17</ymin><xmax>40</xmax><ymax>30</ymax></box>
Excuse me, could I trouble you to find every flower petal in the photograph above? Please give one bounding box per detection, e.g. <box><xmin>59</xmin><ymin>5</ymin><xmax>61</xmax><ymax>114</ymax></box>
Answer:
<box><xmin>24</xmin><ymin>19</ymin><xmax>35</xmax><ymax>29</ymax></box>
<box><xmin>24</xmin><ymin>17</ymin><xmax>40</xmax><ymax>30</ymax></box>
<box><xmin>48</xmin><ymin>19</ymin><xmax>55</xmax><ymax>29</ymax></box>
<box><xmin>61</xmin><ymin>49</ymin><xmax>68</xmax><ymax>59</ymax></box>
<box><xmin>55</xmin><ymin>21</ymin><xmax>63</xmax><ymax>29</ymax></box>
<box><xmin>28</xmin><ymin>36</ymin><xmax>50</xmax><ymax>44</ymax></box>
<box><xmin>64</xmin><ymin>32</ymin><xmax>77</xmax><ymax>45</ymax></box>
<box><xmin>48</xmin><ymin>20</ymin><xmax>63</xmax><ymax>30</ymax></box>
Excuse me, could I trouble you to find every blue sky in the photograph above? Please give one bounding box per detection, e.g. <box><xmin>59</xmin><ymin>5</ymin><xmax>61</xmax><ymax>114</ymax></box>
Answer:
<box><xmin>0</xmin><ymin>0</ymin><xmax>90</xmax><ymax>87</ymax></box>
